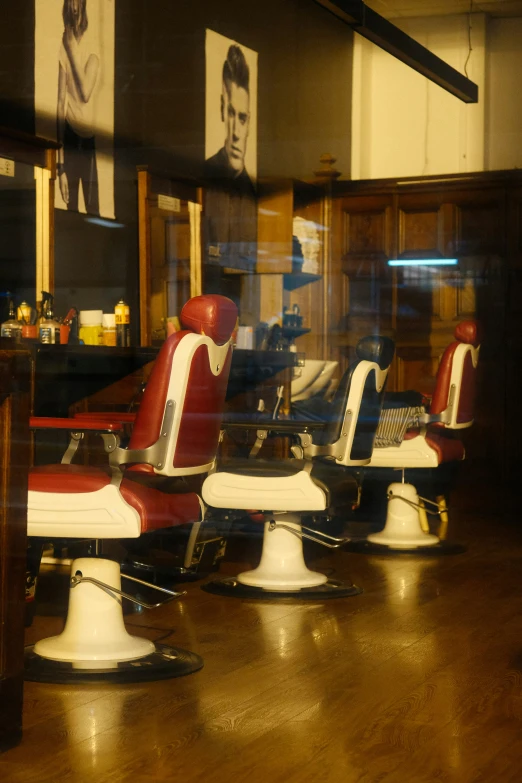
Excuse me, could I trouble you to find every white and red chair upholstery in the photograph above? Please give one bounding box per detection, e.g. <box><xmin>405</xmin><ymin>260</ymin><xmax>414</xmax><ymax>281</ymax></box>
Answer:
<box><xmin>25</xmin><ymin>294</ymin><xmax>237</xmax><ymax>683</ymax></box>
<box><xmin>201</xmin><ymin>336</ymin><xmax>395</xmax><ymax>598</ymax></box>
<box><xmin>354</xmin><ymin>321</ymin><xmax>481</xmax><ymax>553</ymax></box>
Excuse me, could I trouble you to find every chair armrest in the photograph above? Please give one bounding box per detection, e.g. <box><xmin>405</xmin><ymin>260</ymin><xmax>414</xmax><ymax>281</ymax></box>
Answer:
<box><xmin>73</xmin><ymin>411</ymin><xmax>137</xmax><ymax>423</ymax></box>
<box><xmin>30</xmin><ymin>416</ymin><xmax>124</xmax><ymax>433</ymax></box>
<box><xmin>223</xmin><ymin>418</ymin><xmax>327</xmax><ymax>459</ymax></box>
<box><xmin>222</xmin><ymin>419</ymin><xmax>326</xmax><ymax>434</ymax></box>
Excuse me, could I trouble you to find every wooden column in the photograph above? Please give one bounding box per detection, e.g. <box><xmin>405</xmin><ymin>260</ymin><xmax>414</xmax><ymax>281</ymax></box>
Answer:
<box><xmin>0</xmin><ymin>343</ymin><xmax>31</xmax><ymax>753</ymax></box>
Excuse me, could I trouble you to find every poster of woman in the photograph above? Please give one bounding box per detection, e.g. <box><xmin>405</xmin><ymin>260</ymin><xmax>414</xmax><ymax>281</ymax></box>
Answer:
<box><xmin>34</xmin><ymin>0</ymin><xmax>115</xmax><ymax>219</ymax></box>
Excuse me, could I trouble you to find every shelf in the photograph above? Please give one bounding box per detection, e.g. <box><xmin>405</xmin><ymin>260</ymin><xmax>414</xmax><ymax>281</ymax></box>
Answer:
<box><xmin>281</xmin><ymin>326</ymin><xmax>311</xmax><ymax>339</ymax></box>
<box><xmin>283</xmin><ymin>272</ymin><xmax>322</xmax><ymax>291</ymax></box>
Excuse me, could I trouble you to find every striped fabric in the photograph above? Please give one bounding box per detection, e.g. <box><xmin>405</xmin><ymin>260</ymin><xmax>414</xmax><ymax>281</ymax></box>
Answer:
<box><xmin>374</xmin><ymin>406</ymin><xmax>424</xmax><ymax>448</ymax></box>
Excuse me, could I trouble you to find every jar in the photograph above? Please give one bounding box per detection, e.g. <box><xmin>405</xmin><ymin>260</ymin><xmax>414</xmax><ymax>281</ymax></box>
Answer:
<box><xmin>79</xmin><ymin>310</ymin><xmax>104</xmax><ymax>345</ymax></box>
<box><xmin>102</xmin><ymin>313</ymin><xmax>117</xmax><ymax>346</ymax></box>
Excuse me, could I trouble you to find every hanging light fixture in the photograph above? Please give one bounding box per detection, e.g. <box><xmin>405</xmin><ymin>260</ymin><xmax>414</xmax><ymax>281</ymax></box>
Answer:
<box><xmin>314</xmin><ymin>0</ymin><xmax>478</xmax><ymax>103</ymax></box>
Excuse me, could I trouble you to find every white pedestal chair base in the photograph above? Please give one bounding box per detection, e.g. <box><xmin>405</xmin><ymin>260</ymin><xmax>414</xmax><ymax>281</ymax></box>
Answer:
<box><xmin>348</xmin><ymin>482</ymin><xmax>465</xmax><ymax>556</ymax></box>
<box><xmin>203</xmin><ymin>516</ymin><xmax>362</xmax><ymax>599</ymax></box>
<box><xmin>24</xmin><ymin>558</ymin><xmax>203</xmax><ymax>683</ymax></box>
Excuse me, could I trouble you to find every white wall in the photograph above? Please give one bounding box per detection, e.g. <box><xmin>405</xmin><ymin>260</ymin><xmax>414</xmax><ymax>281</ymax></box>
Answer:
<box><xmin>486</xmin><ymin>17</ymin><xmax>522</xmax><ymax>171</ymax></box>
<box><xmin>351</xmin><ymin>14</ymin><xmax>486</xmax><ymax>180</ymax></box>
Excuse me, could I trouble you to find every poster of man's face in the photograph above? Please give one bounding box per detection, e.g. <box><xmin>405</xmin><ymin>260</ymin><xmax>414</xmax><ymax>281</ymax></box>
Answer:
<box><xmin>34</xmin><ymin>0</ymin><xmax>115</xmax><ymax>219</ymax></box>
<box><xmin>205</xmin><ymin>30</ymin><xmax>257</xmax><ymax>185</ymax></box>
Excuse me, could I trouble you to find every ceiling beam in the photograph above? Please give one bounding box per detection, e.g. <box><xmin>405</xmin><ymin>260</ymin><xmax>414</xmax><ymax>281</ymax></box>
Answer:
<box><xmin>315</xmin><ymin>0</ymin><xmax>479</xmax><ymax>103</ymax></box>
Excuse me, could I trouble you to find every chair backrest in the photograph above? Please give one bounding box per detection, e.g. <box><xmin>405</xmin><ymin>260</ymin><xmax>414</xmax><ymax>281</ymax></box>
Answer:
<box><xmin>313</xmin><ymin>336</ymin><xmax>395</xmax><ymax>465</ymax></box>
<box><xmin>128</xmin><ymin>295</ymin><xmax>237</xmax><ymax>476</ymax></box>
<box><xmin>430</xmin><ymin>321</ymin><xmax>481</xmax><ymax>429</ymax></box>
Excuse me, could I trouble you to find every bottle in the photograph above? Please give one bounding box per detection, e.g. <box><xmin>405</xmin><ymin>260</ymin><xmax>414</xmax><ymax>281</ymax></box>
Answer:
<box><xmin>115</xmin><ymin>298</ymin><xmax>130</xmax><ymax>347</ymax></box>
<box><xmin>17</xmin><ymin>301</ymin><xmax>35</xmax><ymax>325</ymax></box>
<box><xmin>18</xmin><ymin>300</ymin><xmax>38</xmax><ymax>339</ymax></box>
<box><xmin>1</xmin><ymin>297</ymin><xmax>23</xmax><ymax>339</ymax></box>
<box><xmin>39</xmin><ymin>294</ymin><xmax>61</xmax><ymax>344</ymax></box>
<box><xmin>102</xmin><ymin>313</ymin><xmax>117</xmax><ymax>346</ymax></box>
<box><xmin>78</xmin><ymin>310</ymin><xmax>104</xmax><ymax>345</ymax></box>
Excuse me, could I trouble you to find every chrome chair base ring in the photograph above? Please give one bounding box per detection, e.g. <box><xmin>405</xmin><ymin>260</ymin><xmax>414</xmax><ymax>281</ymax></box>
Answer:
<box><xmin>346</xmin><ymin>539</ymin><xmax>466</xmax><ymax>556</ymax></box>
<box><xmin>202</xmin><ymin>576</ymin><xmax>363</xmax><ymax>599</ymax></box>
<box><xmin>24</xmin><ymin>643</ymin><xmax>203</xmax><ymax>684</ymax></box>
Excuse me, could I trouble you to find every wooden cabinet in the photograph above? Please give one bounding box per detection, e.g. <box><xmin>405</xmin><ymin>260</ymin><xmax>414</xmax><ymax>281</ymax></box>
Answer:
<box><xmin>332</xmin><ymin>172</ymin><xmax>522</xmax><ymax>483</ymax></box>
<box><xmin>0</xmin><ymin>343</ymin><xmax>30</xmax><ymax>753</ymax></box>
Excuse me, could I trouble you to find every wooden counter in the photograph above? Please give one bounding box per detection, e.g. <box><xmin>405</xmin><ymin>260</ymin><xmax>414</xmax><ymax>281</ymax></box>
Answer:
<box><xmin>0</xmin><ymin>342</ymin><xmax>31</xmax><ymax>753</ymax></box>
<box><xmin>27</xmin><ymin>344</ymin><xmax>298</xmax><ymax>415</ymax></box>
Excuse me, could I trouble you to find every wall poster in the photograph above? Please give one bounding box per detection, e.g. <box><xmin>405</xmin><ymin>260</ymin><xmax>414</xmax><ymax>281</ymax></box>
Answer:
<box><xmin>35</xmin><ymin>0</ymin><xmax>115</xmax><ymax>219</ymax></box>
<box><xmin>205</xmin><ymin>29</ymin><xmax>258</xmax><ymax>270</ymax></box>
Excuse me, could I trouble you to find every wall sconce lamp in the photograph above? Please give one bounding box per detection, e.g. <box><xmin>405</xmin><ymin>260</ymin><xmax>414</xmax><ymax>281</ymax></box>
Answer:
<box><xmin>314</xmin><ymin>0</ymin><xmax>478</xmax><ymax>103</ymax></box>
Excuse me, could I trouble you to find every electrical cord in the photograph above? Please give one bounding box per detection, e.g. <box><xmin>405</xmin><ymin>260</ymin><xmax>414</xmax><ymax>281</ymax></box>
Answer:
<box><xmin>464</xmin><ymin>0</ymin><xmax>474</xmax><ymax>78</ymax></box>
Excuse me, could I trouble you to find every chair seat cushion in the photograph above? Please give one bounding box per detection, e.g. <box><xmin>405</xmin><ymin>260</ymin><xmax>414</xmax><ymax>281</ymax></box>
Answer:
<box><xmin>29</xmin><ymin>465</ymin><xmax>202</xmax><ymax>532</ymax></box>
<box><xmin>425</xmin><ymin>432</ymin><xmax>465</xmax><ymax>464</ymax></box>
<box><xmin>204</xmin><ymin>458</ymin><xmax>360</xmax><ymax>513</ymax></box>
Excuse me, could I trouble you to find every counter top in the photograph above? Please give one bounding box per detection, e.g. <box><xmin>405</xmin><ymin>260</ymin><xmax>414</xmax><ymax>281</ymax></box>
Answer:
<box><xmin>5</xmin><ymin>341</ymin><xmax>299</xmax><ymax>415</ymax></box>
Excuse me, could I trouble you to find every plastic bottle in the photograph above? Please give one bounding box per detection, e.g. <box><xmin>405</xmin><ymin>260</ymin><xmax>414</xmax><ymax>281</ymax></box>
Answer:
<box><xmin>78</xmin><ymin>310</ymin><xmax>104</xmax><ymax>345</ymax></box>
<box><xmin>102</xmin><ymin>313</ymin><xmax>117</xmax><ymax>346</ymax></box>
<box><xmin>115</xmin><ymin>299</ymin><xmax>130</xmax><ymax>347</ymax></box>
<box><xmin>1</xmin><ymin>297</ymin><xmax>23</xmax><ymax>339</ymax></box>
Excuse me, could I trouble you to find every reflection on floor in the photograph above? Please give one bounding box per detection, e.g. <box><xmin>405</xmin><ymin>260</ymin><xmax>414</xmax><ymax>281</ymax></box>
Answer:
<box><xmin>2</xmin><ymin>480</ymin><xmax>522</xmax><ymax>783</ymax></box>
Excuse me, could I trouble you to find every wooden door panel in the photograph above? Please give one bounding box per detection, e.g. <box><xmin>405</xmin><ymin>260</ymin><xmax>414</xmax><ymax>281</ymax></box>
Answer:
<box><xmin>342</xmin><ymin>205</ymin><xmax>393</xmax><ymax>265</ymax></box>
<box><xmin>396</xmin><ymin>349</ymin><xmax>442</xmax><ymax>395</ymax></box>
<box><xmin>334</xmin><ymin>194</ymin><xmax>395</xmax><ymax>367</ymax></box>
<box><xmin>451</xmin><ymin>189</ymin><xmax>504</xmax><ymax>257</ymax></box>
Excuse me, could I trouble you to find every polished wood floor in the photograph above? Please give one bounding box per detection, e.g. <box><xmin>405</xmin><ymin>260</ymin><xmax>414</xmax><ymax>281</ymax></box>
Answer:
<box><xmin>1</xmin><ymin>478</ymin><xmax>522</xmax><ymax>782</ymax></box>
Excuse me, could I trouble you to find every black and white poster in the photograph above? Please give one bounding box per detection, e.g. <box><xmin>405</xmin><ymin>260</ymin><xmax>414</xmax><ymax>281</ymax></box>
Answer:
<box><xmin>205</xmin><ymin>30</ymin><xmax>258</xmax><ymax>269</ymax></box>
<box><xmin>35</xmin><ymin>0</ymin><xmax>115</xmax><ymax>219</ymax></box>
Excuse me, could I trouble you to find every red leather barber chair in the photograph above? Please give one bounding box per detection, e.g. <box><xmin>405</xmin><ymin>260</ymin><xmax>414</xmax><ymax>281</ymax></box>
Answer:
<box><xmin>350</xmin><ymin>321</ymin><xmax>481</xmax><ymax>554</ymax></box>
<box><xmin>25</xmin><ymin>294</ymin><xmax>237</xmax><ymax>683</ymax></box>
<box><xmin>202</xmin><ymin>336</ymin><xmax>395</xmax><ymax>598</ymax></box>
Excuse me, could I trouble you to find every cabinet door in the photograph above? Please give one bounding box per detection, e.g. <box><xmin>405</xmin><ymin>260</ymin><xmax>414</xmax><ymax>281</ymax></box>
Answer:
<box><xmin>334</xmin><ymin>193</ymin><xmax>395</xmax><ymax>369</ymax></box>
<box><xmin>396</xmin><ymin>193</ymin><xmax>455</xmax><ymax>343</ymax></box>
<box><xmin>257</xmin><ymin>179</ymin><xmax>294</xmax><ymax>275</ymax></box>
<box><xmin>450</xmin><ymin>188</ymin><xmax>506</xmax><ymax>465</ymax></box>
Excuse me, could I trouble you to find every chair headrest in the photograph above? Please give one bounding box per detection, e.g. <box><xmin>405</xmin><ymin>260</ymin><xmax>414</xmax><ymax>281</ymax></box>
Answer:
<box><xmin>356</xmin><ymin>335</ymin><xmax>395</xmax><ymax>370</ymax></box>
<box><xmin>180</xmin><ymin>295</ymin><xmax>238</xmax><ymax>346</ymax></box>
<box><xmin>454</xmin><ymin>320</ymin><xmax>481</xmax><ymax>347</ymax></box>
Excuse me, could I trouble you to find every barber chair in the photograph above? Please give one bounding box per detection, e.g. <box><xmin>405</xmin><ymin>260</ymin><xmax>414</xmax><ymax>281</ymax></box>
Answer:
<box><xmin>350</xmin><ymin>321</ymin><xmax>481</xmax><ymax>554</ymax></box>
<box><xmin>24</xmin><ymin>294</ymin><xmax>237</xmax><ymax>683</ymax></box>
<box><xmin>201</xmin><ymin>336</ymin><xmax>395</xmax><ymax>599</ymax></box>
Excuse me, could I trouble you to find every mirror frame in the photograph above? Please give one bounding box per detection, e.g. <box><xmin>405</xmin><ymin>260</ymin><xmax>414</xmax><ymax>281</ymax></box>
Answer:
<box><xmin>137</xmin><ymin>165</ymin><xmax>202</xmax><ymax>346</ymax></box>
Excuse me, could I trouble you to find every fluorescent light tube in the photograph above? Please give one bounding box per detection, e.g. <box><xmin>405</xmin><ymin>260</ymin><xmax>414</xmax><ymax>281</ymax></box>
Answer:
<box><xmin>388</xmin><ymin>259</ymin><xmax>458</xmax><ymax>266</ymax></box>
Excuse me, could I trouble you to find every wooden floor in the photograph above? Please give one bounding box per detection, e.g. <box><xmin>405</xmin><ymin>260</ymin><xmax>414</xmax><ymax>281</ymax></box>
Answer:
<box><xmin>1</xmin><ymin>483</ymin><xmax>522</xmax><ymax>782</ymax></box>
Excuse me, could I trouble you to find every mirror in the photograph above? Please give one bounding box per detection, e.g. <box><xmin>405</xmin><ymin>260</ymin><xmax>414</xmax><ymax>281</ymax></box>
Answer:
<box><xmin>0</xmin><ymin>129</ymin><xmax>56</xmax><ymax>325</ymax></box>
<box><xmin>137</xmin><ymin>166</ymin><xmax>202</xmax><ymax>346</ymax></box>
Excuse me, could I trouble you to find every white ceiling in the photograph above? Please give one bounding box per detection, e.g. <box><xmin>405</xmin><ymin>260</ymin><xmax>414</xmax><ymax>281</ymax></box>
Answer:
<box><xmin>366</xmin><ymin>0</ymin><xmax>522</xmax><ymax>18</ymax></box>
